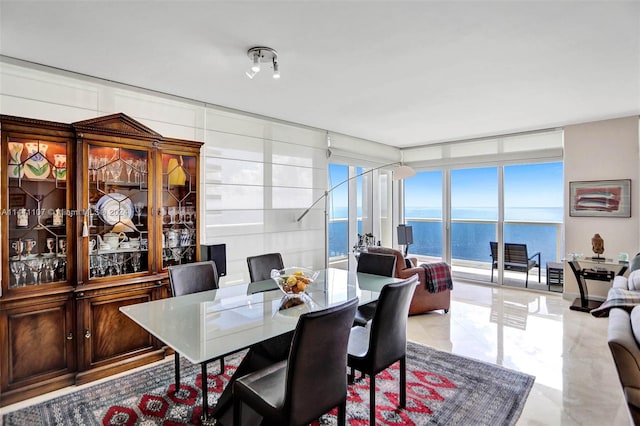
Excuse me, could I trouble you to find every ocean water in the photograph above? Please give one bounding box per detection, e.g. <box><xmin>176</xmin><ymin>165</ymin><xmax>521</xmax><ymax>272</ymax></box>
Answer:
<box><xmin>328</xmin><ymin>207</ymin><xmax>563</xmax><ymax>266</ymax></box>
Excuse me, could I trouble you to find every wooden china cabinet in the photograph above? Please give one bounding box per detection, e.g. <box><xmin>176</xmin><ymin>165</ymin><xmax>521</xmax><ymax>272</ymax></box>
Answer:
<box><xmin>0</xmin><ymin>116</ymin><xmax>76</xmax><ymax>406</ymax></box>
<box><xmin>0</xmin><ymin>113</ymin><xmax>202</xmax><ymax>405</ymax></box>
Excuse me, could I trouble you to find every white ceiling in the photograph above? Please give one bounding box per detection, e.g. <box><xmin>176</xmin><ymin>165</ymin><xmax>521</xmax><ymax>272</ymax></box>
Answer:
<box><xmin>1</xmin><ymin>1</ymin><xmax>639</xmax><ymax>148</ymax></box>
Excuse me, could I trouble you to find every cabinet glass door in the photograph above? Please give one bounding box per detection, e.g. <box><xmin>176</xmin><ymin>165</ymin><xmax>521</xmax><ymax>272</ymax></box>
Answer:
<box><xmin>87</xmin><ymin>145</ymin><xmax>149</xmax><ymax>279</ymax></box>
<box><xmin>160</xmin><ymin>153</ymin><xmax>197</xmax><ymax>269</ymax></box>
<box><xmin>7</xmin><ymin>137</ymin><xmax>70</xmax><ymax>288</ymax></box>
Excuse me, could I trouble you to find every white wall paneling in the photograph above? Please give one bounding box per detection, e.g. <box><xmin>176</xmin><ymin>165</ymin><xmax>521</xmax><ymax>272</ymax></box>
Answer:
<box><xmin>0</xmin><ymin>58</ymin><xmax>330</xmax><ymax>285</ymax></box>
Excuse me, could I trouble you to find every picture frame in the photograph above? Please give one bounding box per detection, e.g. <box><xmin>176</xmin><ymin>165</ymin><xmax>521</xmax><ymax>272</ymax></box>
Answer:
<box><xmin>569</xmin><ymin>179</ymin><xmax>631</xmax><ymax>217</ymax></box>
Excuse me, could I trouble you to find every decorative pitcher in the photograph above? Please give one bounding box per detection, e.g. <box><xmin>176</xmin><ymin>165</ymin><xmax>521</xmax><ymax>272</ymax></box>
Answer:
<box><xmin>16</xmin><ymin>208</ymin><xmax>29</xmax><ymax>228</ymax></box>
<box><xmin>166</xmin><ymin>230</ymin><xmax>179</xmax><ymax>248</ymax></box>
<box><xmin>101</xmin><ymin>232</ymin><xmax>127</xmax><ymax>249</ymax></box>
<box><xmin>180</xmin><ymin>228</ymin><xmax>191</xmax><ymax>247</ymax></box>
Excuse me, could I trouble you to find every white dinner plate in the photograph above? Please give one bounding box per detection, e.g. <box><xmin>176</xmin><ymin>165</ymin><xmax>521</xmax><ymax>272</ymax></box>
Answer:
<box><xmin>97</xmin><ymin>193</ymin><xmax>134</xmax><ymax>226</ymax></box>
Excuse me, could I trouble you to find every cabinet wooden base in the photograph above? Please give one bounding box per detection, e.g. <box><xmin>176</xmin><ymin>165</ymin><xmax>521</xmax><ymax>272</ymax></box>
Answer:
<box><xmin>1</xmin><ymin>373</ymin><xmax>75</xmax><ymax>407</ymax></box>
<box><xmin>1</xmin><ymin>350</ymin><xmax>167</xmax><ymax>407</ymax></box>
<box><xmin>75</xmin><ymin>348</ymin><xmax>166</xmax><ymax>386</ymax></box>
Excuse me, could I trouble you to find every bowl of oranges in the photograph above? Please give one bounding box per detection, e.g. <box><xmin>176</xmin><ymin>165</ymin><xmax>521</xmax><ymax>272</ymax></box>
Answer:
<box><xmin>271</xmin><ymin>267</ymin><xmax>318</xmax><ymax>296</ymax></box>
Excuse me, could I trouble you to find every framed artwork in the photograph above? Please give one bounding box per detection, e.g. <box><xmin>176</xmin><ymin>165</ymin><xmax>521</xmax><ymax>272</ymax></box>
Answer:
<box><xmin>569</xmin><ymin>179</ymin><xmax>631</xmax><ymax>217</ymax></box>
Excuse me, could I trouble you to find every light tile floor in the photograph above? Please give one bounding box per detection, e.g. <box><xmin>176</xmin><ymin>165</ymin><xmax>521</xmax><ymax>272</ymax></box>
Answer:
<box><xmin>407</xmin><ymin>280</ymin><xmax>629</xmax><ymax>425</ymax></box>
<box><xmin>0</xmin><ymin>280</ymin><xmax>631</xmax><ymax>425</ymax></box>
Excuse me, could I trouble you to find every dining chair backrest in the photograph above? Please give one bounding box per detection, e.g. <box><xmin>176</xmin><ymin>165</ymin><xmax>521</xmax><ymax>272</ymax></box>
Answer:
<box><xmin>285</xmin><ymin>297</ymin><xmax>358</xmax><ymax>425</ymax></box>
<box><xmin>168</xmin><ymin>260</ymin><xmax>219</xmax><ymax>297</ymax></box>
<box><xmin>368</xmin><ymin>275</ymin><xmax>418</xmax><ymax>370</ymax></box>
<box><xmin>246</xmin><ymin>252</ymin><xmax>284</xmax><ymax>283</ymax></box>
<box><xmin>167</xmin><ymin>261</ymin><xmax>224</xmax><ymax>391</ymax></box>
<box><xmin>357</xmin><ymin>252</ymin><xmax>397</xmax><ymax>277</ymax></box>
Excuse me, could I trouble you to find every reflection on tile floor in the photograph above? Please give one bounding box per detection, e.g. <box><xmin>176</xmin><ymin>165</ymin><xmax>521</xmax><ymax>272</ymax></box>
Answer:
<box><xmin>1</xmin><ymin>280</ymin><xmax>630</xmax><ymax>425</ymax></box>
<box><xmin>407</xmin><ymin>280</ymin><xmax>629</xmax><ymax>425</ymax></box>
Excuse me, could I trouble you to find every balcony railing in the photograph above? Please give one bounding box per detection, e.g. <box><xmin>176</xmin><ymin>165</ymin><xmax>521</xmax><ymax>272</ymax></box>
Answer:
<box><xmin>328</xmin><ymin>217</ymin><xmax>563</xmax><ymax>288</ymax></box>
<box><xmin>406</xmin><ymin>217</ymin><xmax>563</xmax><ymax>287</ymax></box>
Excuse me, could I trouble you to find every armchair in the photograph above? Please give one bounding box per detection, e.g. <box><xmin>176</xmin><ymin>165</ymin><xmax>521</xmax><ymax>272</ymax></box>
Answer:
<box><xmin>366</xmin><ymin>246</ymin><xmax>450</xmax><ymax>315</ymax></box>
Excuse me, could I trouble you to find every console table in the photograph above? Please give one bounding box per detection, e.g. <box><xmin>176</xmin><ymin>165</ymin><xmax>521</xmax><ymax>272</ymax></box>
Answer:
<box><xmin>568</xmin><ymin>259</ymin><xmax>628</xmax><ymax>312</ymax></box>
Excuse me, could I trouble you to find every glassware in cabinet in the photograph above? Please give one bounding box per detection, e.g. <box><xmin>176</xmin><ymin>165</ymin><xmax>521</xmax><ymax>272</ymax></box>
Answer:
<box><xmin>86</xmin><ymin>145</ymin><xmax>150</xmax><ymax>279</ymax></box>
<box><xmin>160</xmin><ymin>153</ymin><xmax>197</xmax><ymax>269</ymax></box>
<box><xmin>6</xmin><ymin>137</ymin><xmax>70</xmax><ymax>289</ymax></box>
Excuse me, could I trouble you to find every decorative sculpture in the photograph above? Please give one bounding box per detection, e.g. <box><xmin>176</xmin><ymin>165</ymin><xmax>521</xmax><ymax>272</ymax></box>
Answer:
<box><xmin>592</xmin><ymin>233</ymin><xmax>604</xmax><ymax>260</ymax></box>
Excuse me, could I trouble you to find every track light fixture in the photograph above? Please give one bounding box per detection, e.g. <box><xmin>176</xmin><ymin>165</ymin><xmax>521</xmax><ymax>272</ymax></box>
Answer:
<box><xmin>246</xmin><ymin>46</ymin><xmax>280</xmax><ymax>79</ymax></box>
<box><xmin>250</xmin><ymin>51</ymin><xmax>261</xmax><ymax>73</ymax></box>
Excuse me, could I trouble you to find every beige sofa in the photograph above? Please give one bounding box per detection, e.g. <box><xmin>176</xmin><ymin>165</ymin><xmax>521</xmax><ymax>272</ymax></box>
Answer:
<box><xmin>606</xmin><ymin>253</ymin><xmax>640</xmax><ymax>424</ymax></box>
<box><xmin>608</xmin><ymin>306</ymin><xmax>640</xmax><ymax>424</ymax></box>
<box><xmin>366</xmin><ymin>246</ymin><xmax>451</xmax><ymax>315</ymax></box>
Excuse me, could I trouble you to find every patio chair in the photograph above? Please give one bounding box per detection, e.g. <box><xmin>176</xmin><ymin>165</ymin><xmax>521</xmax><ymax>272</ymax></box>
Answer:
<box><xmin>490</xmin><ymin>242</ymin><xmax>541</xmax><ymax>287</ymax></box>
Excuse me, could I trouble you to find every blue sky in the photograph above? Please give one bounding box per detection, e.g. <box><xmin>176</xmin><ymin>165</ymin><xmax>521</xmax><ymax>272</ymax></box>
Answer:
<box><xmin>405</xmin><ymin>162</ymin><xmax>563</xmax><ymax>209</ymax></box>
<box><xmin>331</xmin><ymin>162</ymin><xmax>564</xmax><ymax>211</ymax></box>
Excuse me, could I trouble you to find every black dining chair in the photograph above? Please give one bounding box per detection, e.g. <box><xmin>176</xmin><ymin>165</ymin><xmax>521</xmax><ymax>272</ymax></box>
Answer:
<box><xmin>353</xmin><ymin>252</ymin><xmax>397</xmax><ymax>327</ymax></box>
<box><xmin>347</xmin><ymin>274</ymin><xmax>418</xmax><ymax>425</ymax></box>
<box><xmin>167</xmin><ymin>261</ymin><xmax>224</xmax><ymax>391</ymax></box>
<box><xmin>247</xmin><ymin>252</ymin><xmax>285</xmax><ymax>283</ymax></box>
<box><xmin>357</xmin><ymin>252</ymin><xmax>397</xmax><ymax>277</ymax></box>
<box><xmin>232</xmin><ymin>298</ymin><xmax>358</xmax><ymax>426</ymax></box>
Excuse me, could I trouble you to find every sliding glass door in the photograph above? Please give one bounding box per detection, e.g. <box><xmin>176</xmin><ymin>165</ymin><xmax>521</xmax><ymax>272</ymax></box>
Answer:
<box><xmin>450</xmin><ymin>167</ymin><xmax>498</xmax><ymax>283</ymax></box>
<box><xmin>503</xmin><ymin>162</ymin><xmax>563</xmax><ymax>289</ymax></box>
<box><xmin>404</xmin><ymin>171</ymin><xmax>443</xmax><ymax>261</ymax></box>
<box><xmin>405</xmin><ymin>162</ymin><xmax>563</xmax><ymax>288</ymax></box>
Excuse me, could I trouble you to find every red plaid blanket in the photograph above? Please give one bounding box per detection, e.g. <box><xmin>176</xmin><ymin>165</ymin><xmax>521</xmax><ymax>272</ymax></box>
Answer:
<box><xmin>420</xmin><ymin>262</ymin><xmax>453</xmax><ymax>293</ymax></box>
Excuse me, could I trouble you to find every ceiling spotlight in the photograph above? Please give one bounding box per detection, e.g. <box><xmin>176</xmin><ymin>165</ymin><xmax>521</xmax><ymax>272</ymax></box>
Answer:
<box><xmin>246</xmin><ymin>46</ymin><xmax>280</xmax><ymax>79</ymax></box>
<box><xmin>250</xmin><ymin>51</ymin><xmax>261</xmax><ymax>73</ymax></box>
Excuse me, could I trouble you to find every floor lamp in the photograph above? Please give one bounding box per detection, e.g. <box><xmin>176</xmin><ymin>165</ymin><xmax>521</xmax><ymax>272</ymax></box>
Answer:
<box><xmin>296</xmin><ymin>162</ymin><xmax>416</xmax><ymax>268</ymax></box>
<box><xmin>397</xmin><ymin>224</ymin><xmax>414</xmax><ymax>257</ymax></box>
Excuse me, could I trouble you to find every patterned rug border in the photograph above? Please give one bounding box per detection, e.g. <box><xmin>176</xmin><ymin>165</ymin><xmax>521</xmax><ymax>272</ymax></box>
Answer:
<box><xmin>2</xmin><ymin>341</ymin><xmax>535</xmax><ymax>425</ymax></box>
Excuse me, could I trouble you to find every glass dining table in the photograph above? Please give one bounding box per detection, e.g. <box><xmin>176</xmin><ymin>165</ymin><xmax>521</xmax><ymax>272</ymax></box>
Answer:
<box><xmin>119</xmin><ymin>268</ymin><xmax>405</xmax><ymax>424</ymax></box>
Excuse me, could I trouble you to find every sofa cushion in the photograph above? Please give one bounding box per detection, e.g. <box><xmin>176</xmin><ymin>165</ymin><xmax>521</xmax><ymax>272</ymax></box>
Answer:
<box><xmin>613</xmin><ymin>275</ymin><xmax>629</xmax><ymax>290</ymax></box>
<box><xmin>630</xmin><ymin>270</ymin><xmax>640</xmax><ymax>291</ymax></box>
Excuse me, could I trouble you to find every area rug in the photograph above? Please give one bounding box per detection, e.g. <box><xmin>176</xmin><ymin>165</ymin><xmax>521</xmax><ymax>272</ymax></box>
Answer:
<box><xmin>2</xmin><ymin>341</ymin><xmax>534</xmax><ymax>425</ymax></box>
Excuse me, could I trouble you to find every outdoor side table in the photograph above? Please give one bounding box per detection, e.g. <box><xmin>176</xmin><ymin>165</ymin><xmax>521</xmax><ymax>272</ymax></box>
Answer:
<box><xmin>546</xmin><ymin>262</ymin><xmax>564</xmax><ymax>292</ymax></box>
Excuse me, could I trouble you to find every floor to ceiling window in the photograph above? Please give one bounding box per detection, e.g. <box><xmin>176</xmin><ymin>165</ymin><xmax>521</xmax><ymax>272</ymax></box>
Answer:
<box><xmin>404</xmin><ymin>171</ymin><xmax>443</xmax><ymax>259</ymax></box>
<box><xmin>405</xmin><ymin>161</ymin><xmax>564</xmax><ymax>289</ymax></box>
<box><xmin>328</xmin><ymin>162</ymin><xmax>393</xmax><ymax>267</ymax></box>
<box><xmin>327</xmin><ymin>164</ymin><xmax>369</xmax><ymax>262</ymax></box>
<box><xmin>450</xmin><ymin>166</ymin><xmax>499</xmax><ymax>283</ymax></box>
<box><xmin>328</xmin><ymin>164</ymin><xmax>349</xmax><ymax>258</ymax></box>
<box><xmin>356</xmin><ymin>166</ymin><xmax>365</xmax><ymax>236</ymax></box>
<box><xmin>503</xmin><ymin>162</ymin><xmax>564</xmax><ymax>290</ymax></box>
